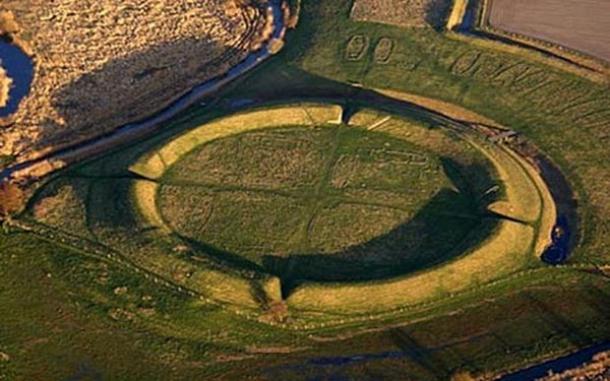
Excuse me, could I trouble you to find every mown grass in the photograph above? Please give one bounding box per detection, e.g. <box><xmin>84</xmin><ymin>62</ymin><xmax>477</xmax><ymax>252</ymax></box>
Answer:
<box><xmin>2</xmin><ymin>0</ymin><xmax>609</xmax><ymax>379</ymax></box>
<box><xmin>3</xmin><ymin>228</ymin><xmax>610</xmax><ymax>380</ymax></box>
<box><xmin>29</xmin><ymin>115</ymin><xmax>507</xmax><ymax>305</ymax></box>
<box><xmin>230</xmin><ymin>0</ymin><xmax>610</xmax><ymax>264</ymax></box>
<box><xmin>22</xmin><ymin>101</ymin><xmax>560</xmax><ymax>338</ymax></box>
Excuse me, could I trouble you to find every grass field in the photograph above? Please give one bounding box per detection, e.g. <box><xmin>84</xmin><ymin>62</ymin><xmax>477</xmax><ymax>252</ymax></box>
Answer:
<box><xmin>236</xmin><ymin>0</ymin><xmax>610</xmax><ymax>264</ymax></box>
<box><xmin>9</xmin><ymin>92</ymin><xmax>574</xmax><ymax>378</ymax></box>
<box><xmin>23</xmin><ymin>103</ymin><xmax>553</xmax><ymax>318</ymax></box>
<box><xmin>2</xmin><ymin>229</ymin><xmax>609</xmax><ymax>380</ymax></box>
<box><xmin>160</xmin><ymin>126</ymin><xmax>461</xmax><ymax>274</ymax></box>
<box><xmin>2</xmin><ymin>0</ymin><xmax>610</xmax><ymax>379</ymax></box>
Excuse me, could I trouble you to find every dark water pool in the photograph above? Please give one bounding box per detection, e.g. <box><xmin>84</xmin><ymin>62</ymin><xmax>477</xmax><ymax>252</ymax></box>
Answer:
<box><xmin>0</xmin><ymin>40</ymin><xmax>34</xmax><ymax>117</ymax></box>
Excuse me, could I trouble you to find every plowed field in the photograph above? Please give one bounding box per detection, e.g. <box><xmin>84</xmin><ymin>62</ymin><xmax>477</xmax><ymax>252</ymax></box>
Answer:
<box><xmin>488</xmin><ymin>0</ymin><xmax>610</xmax><ymax>62</ymax></box>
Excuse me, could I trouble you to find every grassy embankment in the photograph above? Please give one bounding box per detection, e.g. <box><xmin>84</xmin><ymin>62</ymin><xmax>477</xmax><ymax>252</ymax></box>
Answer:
<box><xmin>2</xmin><ymin>0</ymin><xmax>610</xmax><ymax>379</ymax></box>
<box><xmin>232</xmin><ymin>0</ymin><xmax>610</xmax><ymax>266</ymax></box>
<box><xmin>21</xmin><ymin>100</ymin><xmax>554</xmax><ymax>333</ymax></box>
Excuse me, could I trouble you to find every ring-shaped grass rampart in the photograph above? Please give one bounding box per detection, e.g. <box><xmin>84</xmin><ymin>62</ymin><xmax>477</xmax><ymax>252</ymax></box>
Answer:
<box><xmin>126</xmin><ymin>103</ymin><xmax>556</xmax><ymax>318</ymax></box>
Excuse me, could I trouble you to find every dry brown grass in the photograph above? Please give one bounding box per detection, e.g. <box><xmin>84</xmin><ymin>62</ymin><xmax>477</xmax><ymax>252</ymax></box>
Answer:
<box><xmin>350</xmin><ymin>0</ymin><xmax>452</xmax><ymax>28</ymax></box>
<box><xmin>0</xmin><ymin>0</ymin><xmax>267</xmax><ymax>161</ymax></box>
<box><xmin>33</xmin><ymin>183</ymin><xmax>86</xmax><ymax>229</ymax></box>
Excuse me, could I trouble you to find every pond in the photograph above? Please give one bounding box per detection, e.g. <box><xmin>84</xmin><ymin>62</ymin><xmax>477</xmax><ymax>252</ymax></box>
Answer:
<box><xmin>0</xmin><ymin>40</ymin><xmax>34</xmax><ymax>118</ymax></box>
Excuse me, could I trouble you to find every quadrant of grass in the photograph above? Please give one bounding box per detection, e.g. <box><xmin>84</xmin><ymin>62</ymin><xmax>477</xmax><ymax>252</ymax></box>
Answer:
<box><xmin>162</xmin><ymin>127</ymin><xmax>335</xmax><ymax>191</ymax></box>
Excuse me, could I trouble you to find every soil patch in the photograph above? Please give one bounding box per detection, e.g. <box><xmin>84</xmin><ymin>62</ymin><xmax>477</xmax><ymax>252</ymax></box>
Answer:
<box><xmin>488</xmin><ymin>0</ymin><xmax>610</xmax><ymax>62</ymax></box>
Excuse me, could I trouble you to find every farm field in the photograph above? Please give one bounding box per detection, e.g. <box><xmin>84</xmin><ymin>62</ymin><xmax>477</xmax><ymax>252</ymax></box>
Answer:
<box><xmin>1</xmin><ymin>0</ymin><xmax>610</xmax><ymax>380</ymax></box>
<box><xmin>487</xmin><ymin>0</ymin><xmax>610</xmax><ymax>62</ymax></box>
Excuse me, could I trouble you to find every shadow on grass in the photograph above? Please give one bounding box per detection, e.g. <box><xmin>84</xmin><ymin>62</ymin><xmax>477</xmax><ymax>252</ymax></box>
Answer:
<box><xmin>262</xmin><ymin>158</ymin><xmax>500</xmax><ymax>297</ymax></box>
<box><xmin>46</xmin><ymin>145</ymin><xmax>501</xmax><ymax>300</ymax></box>
<box><xmin>31</xmin><ymin>33</ymin><xmax>253</xmax><ymax>155</ymax></box>
<box><xmin>178</xmin><ymin>234</ymin><xmax>266</xmax><ymax>276</ymax></box>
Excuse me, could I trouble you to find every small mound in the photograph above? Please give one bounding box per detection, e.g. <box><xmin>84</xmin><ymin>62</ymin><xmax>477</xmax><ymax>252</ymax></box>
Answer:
<box><xmin>0</xmin><ymin>64</ymin><xmax>11</xmax><ymax>108</ymax></box>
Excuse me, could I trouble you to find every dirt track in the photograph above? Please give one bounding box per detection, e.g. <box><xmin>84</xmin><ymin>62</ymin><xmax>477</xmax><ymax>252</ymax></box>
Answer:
<box><xmin>488</xmin><ymin>0</ymin><xmax>610</xmax><ymax>62</ymax></box>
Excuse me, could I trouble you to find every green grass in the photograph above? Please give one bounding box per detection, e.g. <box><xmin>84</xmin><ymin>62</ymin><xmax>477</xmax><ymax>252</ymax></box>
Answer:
<box><xmin>161</xmin><ymin>126</ymin><xmax>453</xmax><ymax>253</ymax></box>
<box><xmin>2</xmin><ymin>0</ymin><xmax>610</xmax><ymax>379</ymax></box>
<box><xmin>157</xmin><ymin>124</ymin><xmax>497</xmax><ymax>290</ymax></box>
<box><xmin>229</xmin><ymin>0</ymin><xmax>610</xmax><ymax>264</ymax></box>
<box><xmin>21</xmin><ymin>101</ymin><xmax>554</xmax><ymax>320</ymax></box>
<box><xmin>25</xmin><ymin>115</ymin><xmax>509</xmax><ymax>302</ymax></box>
<box><xmin>3</xmin><ymin>229</ymin><xmax>609</xmax><ymax>380</ymax></box>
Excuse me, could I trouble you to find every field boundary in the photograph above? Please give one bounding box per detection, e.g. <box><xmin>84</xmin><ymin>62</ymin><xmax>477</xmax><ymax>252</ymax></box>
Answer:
<box><xmin>480</xmin><ymin>0</ymin><xmax>609</xmax><ymax>72</ymax></box>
